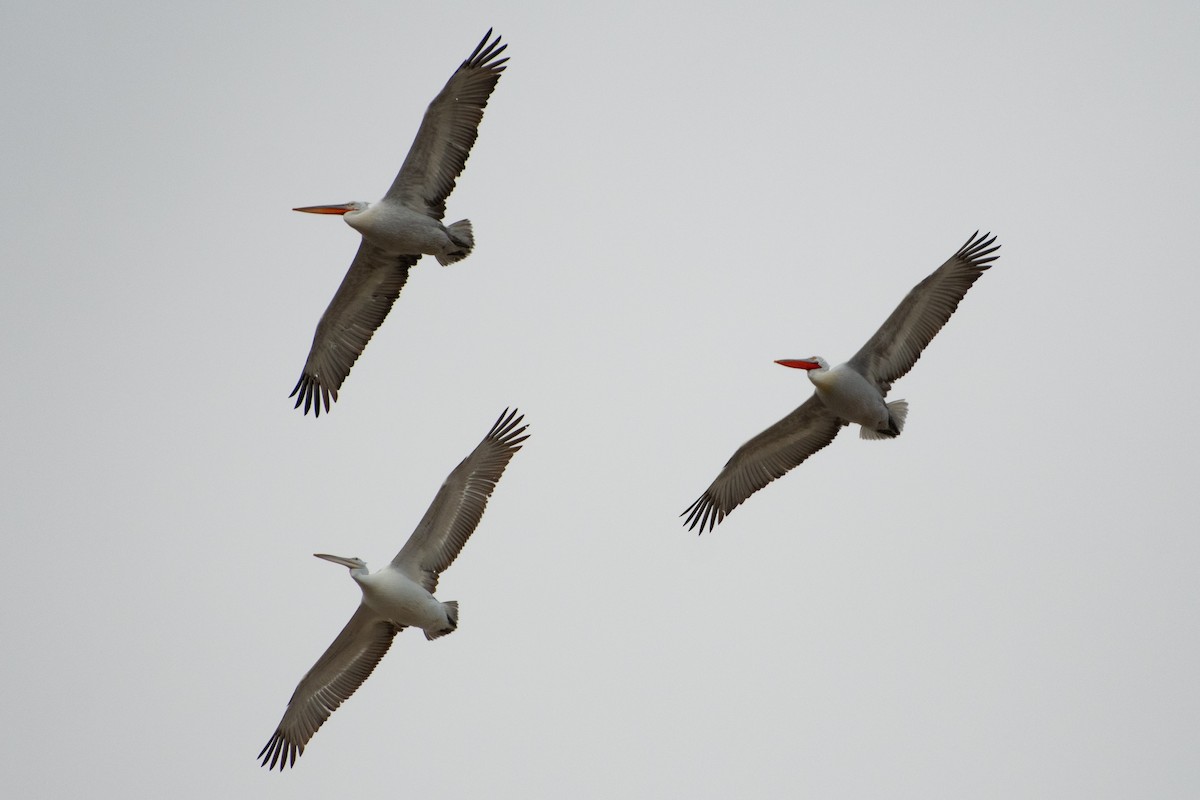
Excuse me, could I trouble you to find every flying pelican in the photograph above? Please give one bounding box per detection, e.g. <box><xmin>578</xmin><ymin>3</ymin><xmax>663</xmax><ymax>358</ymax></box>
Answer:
<box><xmin>290</xmin><ymin>30</ymin><xmax>509</xmax><ymax>416</ymax></box>
<box><xmin>682</xmin><ymin>231</ymin><xmax>1000</xmax><ymax>533</ymax></box>
<box><xmin>259</xmin><ymin>408</ymin><xmax>529</xmax><ymax>769</ymax></box>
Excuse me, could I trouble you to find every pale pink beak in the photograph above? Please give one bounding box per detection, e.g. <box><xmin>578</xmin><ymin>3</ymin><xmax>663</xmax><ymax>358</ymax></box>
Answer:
<box><xmin>775</xmin><ymin>359</ymin><xmax>822</xmax><ymax>370</ymax></box>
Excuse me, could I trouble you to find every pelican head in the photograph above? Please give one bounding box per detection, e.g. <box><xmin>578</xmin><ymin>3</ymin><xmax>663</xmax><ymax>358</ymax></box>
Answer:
<box><xmin>313</xmin><ymin>553</ymin><xmax>368</xmax><ymax>573</ymax></box>
<box><xmin>775</xmin><ymin>356</ymin><xmax>828</xmax><ymax>371</ymax></box>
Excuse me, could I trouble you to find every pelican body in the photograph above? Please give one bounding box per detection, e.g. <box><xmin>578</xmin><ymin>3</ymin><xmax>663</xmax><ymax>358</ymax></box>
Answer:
<box><xmin>290</xmin><ymin>30</ymin><xmax>509</xmax><ymax>417</ymax></box>
<box><xmin>781</xmin><ymin>357</ymin><xmax>908</xmax><ymax>439</ymax></box>
<box><xmin>314</xmin><ymin>553</ymin><xmax>458</xmax><ymax>638</ymax></box>
<box><xmin>293</xmin><ymin>199</ymin><xmax>473</xmax><ymax>269</ymax></box>
<box><xmin>683</xmin><ymin>231</ymin><xmax>1000</xmax><ymax>533</ymax></box>
<box><xmin>259</xmin><ymin>409</ymin><xmax>529</xmax><ymax>770</ymax></box>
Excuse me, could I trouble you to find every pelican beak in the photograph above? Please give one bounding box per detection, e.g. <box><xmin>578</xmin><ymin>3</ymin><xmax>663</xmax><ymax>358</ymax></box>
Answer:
<box><xmin>313</xmin><ymin>553</ymin><xmax>361</xmax><ymax>568</ymax></box>
<box><xmin>293</xmin><ymin>203</ymin><xmax>356</xmax><ymax>215</ymax></box>
<box><xmin>775</xmin><ymin>359</ymin><xmax>822</xmax><ymax>370</ymax></box>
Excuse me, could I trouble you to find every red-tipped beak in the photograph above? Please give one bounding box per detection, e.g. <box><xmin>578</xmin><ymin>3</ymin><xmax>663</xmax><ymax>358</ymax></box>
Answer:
<box><xmin>775</xmin><ymin>359</ymin><xmax>821</xmax><ymax>370</ymax></box>
<box><xmin>293</xmin><ymin>203</ymin><xmax>355</xmax><ymax>215</ymax></box>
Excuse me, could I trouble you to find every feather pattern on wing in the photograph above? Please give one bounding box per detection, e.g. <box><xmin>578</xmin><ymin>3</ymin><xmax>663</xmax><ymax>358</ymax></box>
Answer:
<box><xmin>392</xmin><ymin>408</ymin><xmax>528</xmax><ymax>593</ymax></box>
<box><xmin>259</xmin><ymin>606</ymin><xmax>401</xmax><ymax>770</ymax></box>
<box><xmin>682</xmin><ymin>396</ymin><xmax>842</xmax><ymax>532</ymax></box>
<box><xmin>846</xmin><ymin>231</ymin><xmax>1000</xmax><ymax>394</ymax></box>
<box><xmin>290</xmin><ymin>242</ymin><xmax>418</xmax><ymax>416</ymax></box>
<box><xmin>386</xmin><ymin>29</ymin><xmax>508</xmax><ymax>220</ymax></box>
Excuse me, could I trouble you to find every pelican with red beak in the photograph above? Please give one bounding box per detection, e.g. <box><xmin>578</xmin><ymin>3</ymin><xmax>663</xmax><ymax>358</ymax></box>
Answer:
<box><xmin>289</xmin><ymin>30</ymin><xmax>508</xmax><ymax>416</ymax></box>
<box><xmin>683</xmin><ymin>231</ymin><xmax>1000</xmax><ymax>533</ymax></box>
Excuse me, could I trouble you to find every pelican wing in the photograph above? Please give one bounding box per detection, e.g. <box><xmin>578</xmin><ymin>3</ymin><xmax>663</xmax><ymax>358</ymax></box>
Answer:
<box><xmin>392</xmin><ymin>408</ymin><xmax>528</xmax><ymax>593</ymax></box>
<box><xmin>682</xmin><ymin>396</ymin><xmax>842</xmax><ymax>533</ymax></box>
<box><xmin>290</xmin><ymin>242</ymin><xmax>419</xmax><ymax>416</ymax></box>
<box><xmin>847</xmin><ymin>231</ymin><xmax>1000</xmax><ymax>394</ymax></box>
<box><xmin>259</xmin><ymin>605</ymin><xmax>402</xmax><ymax>770</ymax></box>
<box><xmin>385</xmin><ymin>29</ymin><xmax>508</xmax><ymax>220</ymax></box>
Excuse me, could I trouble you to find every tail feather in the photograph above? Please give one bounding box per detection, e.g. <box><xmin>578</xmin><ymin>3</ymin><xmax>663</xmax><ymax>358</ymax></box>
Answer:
<box><xmin>436</xmin><ymin>220</ymin><xmax>474</xmax><ymax>266</ymax></box>
<box><xmin>860</xmin><ymin>399</ymin><xmax>908</xmax><ymax>440</ymax></box>
<box><xmin>425</xmin><ymin>601</ymin><xmax>459</xmax><ymax>641</ymax></box>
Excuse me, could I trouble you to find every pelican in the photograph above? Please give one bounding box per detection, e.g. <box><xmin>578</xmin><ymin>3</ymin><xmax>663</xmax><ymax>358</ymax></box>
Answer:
<box><xmin>259</xmin><ymin>408</ymin><xmax>529</xmax><ymax>769</ymax></box>
<box><xmin>682</xmin><ymin>231</ymin><xmax>1000</xmax><ymax>533</ymax></box>
<box><xmin>290</xmin><ymin>30</ymin><xmax>509</xmax><ymax>416</ymax></box>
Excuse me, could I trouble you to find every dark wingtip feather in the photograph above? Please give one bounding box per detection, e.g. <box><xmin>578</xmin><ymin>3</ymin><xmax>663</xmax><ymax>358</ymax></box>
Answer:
<box><xmin>288</xmin><ymin>374</ymin><xmax>335</xmax><ymax>417</ymax></box>
<box><xmin>258</xmin><ymin>731</ymin><xmax>300</xmax><ymax>771</ymax></box>
<box><xmin>464</xmin><ymin>29</ymin><xmax>509</xmax><ymax>72</ymax></box>
<box><xmin>681</xmin><ymin>494</ymin><xmax>723</xmax><ymax>534</ymax></box>
<box><xmin>957</xmin><ymin>231</ymin><xmax>1001</xmax><ymax>270</ymax></box>
<box><xmin>488</xmin><ymin>407</ymin><xmax>530</xmax><ymax>450</ymax></box>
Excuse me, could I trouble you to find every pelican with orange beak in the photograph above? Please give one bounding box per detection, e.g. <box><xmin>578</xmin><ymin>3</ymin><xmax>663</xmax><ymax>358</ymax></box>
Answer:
<box><xmin>289</xmin><ymin>30</ymin><xmax>508</xmax><ymax>416</ymax></box>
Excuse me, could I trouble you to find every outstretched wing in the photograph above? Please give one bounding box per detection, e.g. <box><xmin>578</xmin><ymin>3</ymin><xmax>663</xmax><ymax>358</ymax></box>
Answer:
<box><xmin>847</xmin><ymin>231</ymin><xmax>1000</xmax><ymax>394</ymax></box>
<box><xmin>290</xmin><ymin>242</ymin><xmax>418</xmax><ymax>416</ymax></box>
<box><xmin>386</xmin><ymin>29</ymin><xmax>508</xmax><ymax>220</ymax></box>
<box><xmin>259</xmin><ymin>605</ymin><xmax>402</xmax><ymax>770</ymax></box>
<box><xmin>682</xmin><ymin>396</ymin><xmax>842</xmax><ymax>533</ymax></box>
<box><xmin>391</xmin><ymin>408</ymin><xmax>528</xmax><ymax>593</ymax></box>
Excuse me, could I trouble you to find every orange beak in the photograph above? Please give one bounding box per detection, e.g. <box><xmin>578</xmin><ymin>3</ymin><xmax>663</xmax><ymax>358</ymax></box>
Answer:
<box><xmin>293</xmin><ymin>203</ymin><xmax>355</xmax><ymax>215</ymax></box>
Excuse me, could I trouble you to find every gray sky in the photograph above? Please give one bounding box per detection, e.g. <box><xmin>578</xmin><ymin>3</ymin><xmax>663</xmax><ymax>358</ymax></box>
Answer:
<box><xmin>3</xmin><ymin>0</ymin><xmax>1198</xmax><ymax>796</ymax></box>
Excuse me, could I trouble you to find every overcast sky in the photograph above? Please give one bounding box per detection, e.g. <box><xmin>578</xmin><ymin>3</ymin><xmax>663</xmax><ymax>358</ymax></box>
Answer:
<box><xmin>3</xmin><ymin>1</ymin><xmax>1199</xmax><ymax>797</ymax></box>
